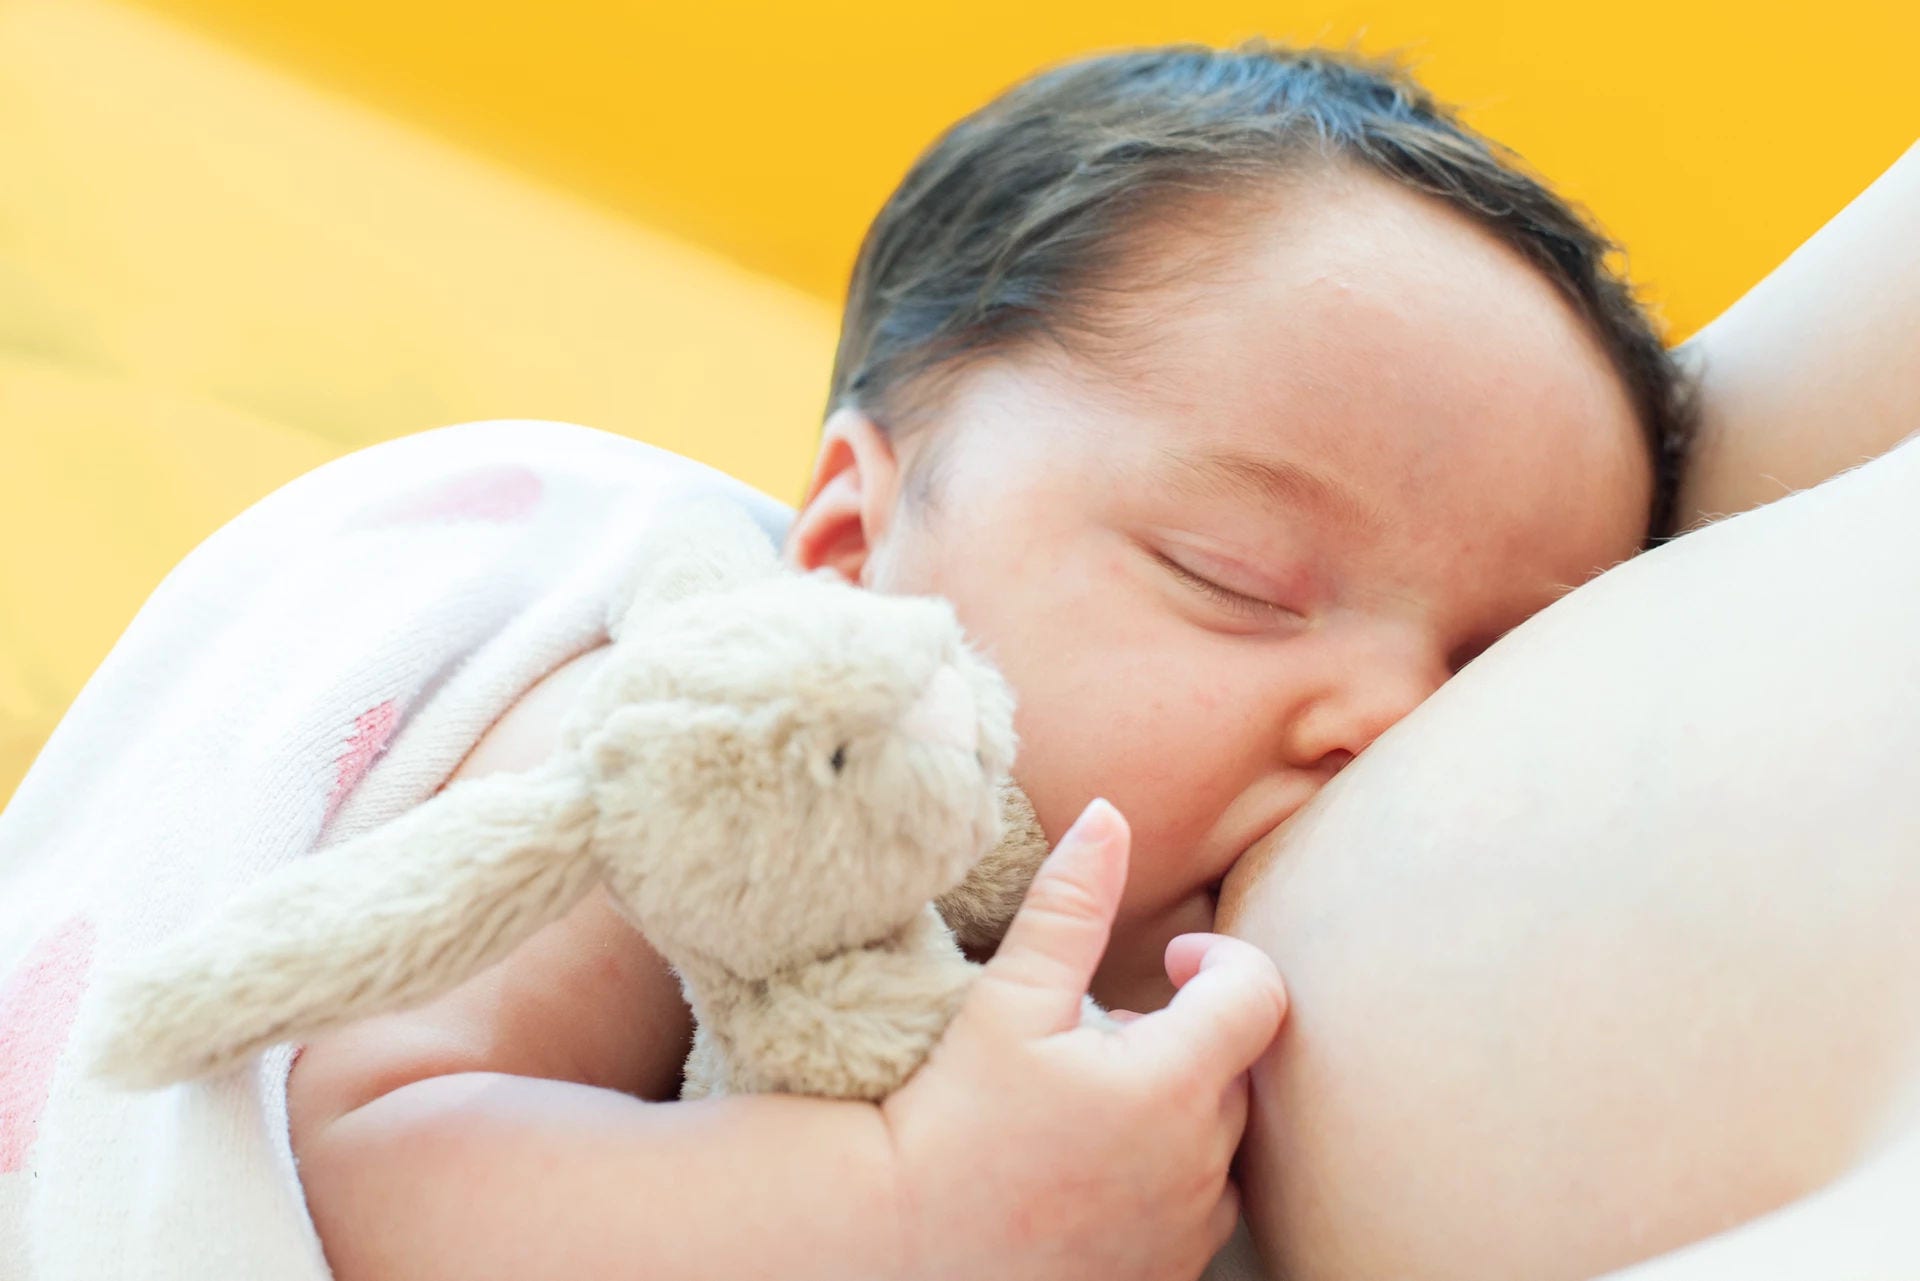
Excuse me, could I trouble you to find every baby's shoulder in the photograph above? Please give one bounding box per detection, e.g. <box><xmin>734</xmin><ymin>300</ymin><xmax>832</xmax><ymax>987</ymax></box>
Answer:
<box><xmin>442</xmin><ymin>643</ymin><xmax>618</xmax><ymax>786</ymax></box>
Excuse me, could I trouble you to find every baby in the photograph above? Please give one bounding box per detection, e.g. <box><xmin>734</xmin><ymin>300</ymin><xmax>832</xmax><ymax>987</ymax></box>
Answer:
<box><xmin>287</xmin><ymin>42</ymin><xmax>1693</xmax><ymax>1280</ymax></box>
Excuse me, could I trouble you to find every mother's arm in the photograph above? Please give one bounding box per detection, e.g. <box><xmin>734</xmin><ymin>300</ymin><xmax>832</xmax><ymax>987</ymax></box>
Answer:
<box><xmin>1675</xmin><ymin>139</ymin><xmax>1918</xmax><ymax>526</ymax></box>
<box><xmin>1217</xmin><ymin>431</ymin><xmax>1920</xmax><ymax>1280</ymax></box>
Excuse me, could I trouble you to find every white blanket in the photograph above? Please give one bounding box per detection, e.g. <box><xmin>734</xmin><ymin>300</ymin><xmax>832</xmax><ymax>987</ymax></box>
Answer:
<box><xmin>0</xmin><ymin>419</ymin><xmax>789</xmax><ymax>1280</ymax></box>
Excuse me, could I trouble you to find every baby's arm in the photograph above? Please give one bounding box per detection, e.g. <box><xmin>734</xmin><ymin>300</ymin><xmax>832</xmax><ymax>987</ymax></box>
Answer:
<box><xmin>289</xmin><ymin>648</ymin><xmax>1287</xmax><ymax>1280</ymax></box>
<box><xmin>290</xmin><ymin>848</ymin><xmax>908</xmax><ymax>1280</ymax></box>
<box><xmin>287</xmin><ymin>644</ymin><xmax>754</xmax><ymax>1272</ymax></box>
<box><xmin>301</xmin><ymin>1070</ymin><xmax>906</xmax><ymax>1280</ymax></box>
<box><xmin>1676</xmin><ymin>139</ymin><xmax>1919</xmax><ymax>526</ymax></box>
<box><xmin>289</xmin><ymin>645</ymin><xmax>899</xmax><ymax>1278</ymax></box>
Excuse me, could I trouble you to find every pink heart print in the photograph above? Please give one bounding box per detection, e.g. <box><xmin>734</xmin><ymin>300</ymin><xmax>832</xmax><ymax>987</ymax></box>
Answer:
<box><xmin>324</xmin><ymin>699</ymin><xmax>401</xmax><ymax>825</ymax></box>
<box><xmin>353</xmin><ymin>464</ymin><xmax>544</xmax><ymax>528</ymax></box>
<box><xmin>0</xmin><ymin>914</ymin><xmax>96</xmax><ymax>1173</ymax></box>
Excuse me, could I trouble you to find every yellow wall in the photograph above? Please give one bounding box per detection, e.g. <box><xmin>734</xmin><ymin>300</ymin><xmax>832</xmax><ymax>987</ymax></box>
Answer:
<box><xmin>0</xmin><ymin>0</ymin><xmax>833</xmax><ymax>803</ymax></box>
<box><xmin>2</xmin><ymin>0</ymin><xmax>1914</xmax><ymax>804</ymax></box>
<box><xmin>126</xmin><ymin>0</ymin><xmax>1920</xmax><ymax>337</ymax></box>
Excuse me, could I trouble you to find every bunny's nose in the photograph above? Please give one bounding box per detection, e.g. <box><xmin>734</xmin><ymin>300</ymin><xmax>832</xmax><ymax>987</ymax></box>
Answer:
<box><xmin>897</xmin><ymin>663</ymin><xmax>977</xmax><ymax>753</ymax></box>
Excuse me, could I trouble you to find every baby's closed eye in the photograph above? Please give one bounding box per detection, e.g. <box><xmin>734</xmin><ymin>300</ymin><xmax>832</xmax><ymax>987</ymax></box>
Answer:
<box><xmin>1153</xmin><ymin>550</ymin><xmax>1303</xmax><ymax>623</ymax></box>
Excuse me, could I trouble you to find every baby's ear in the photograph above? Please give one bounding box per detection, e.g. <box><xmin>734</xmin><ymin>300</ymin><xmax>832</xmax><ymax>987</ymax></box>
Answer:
<box><xmin>608</xmin><ymin>499</ymin><xmax>780</xmax><ymax>640</ymax></box>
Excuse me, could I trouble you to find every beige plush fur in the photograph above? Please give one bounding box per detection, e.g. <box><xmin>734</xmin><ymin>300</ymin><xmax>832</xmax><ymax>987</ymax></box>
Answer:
<box><xmin>88</xmin><ymin>500</ymin><xmax>1055</xmax><ymax>1100</ymax></box>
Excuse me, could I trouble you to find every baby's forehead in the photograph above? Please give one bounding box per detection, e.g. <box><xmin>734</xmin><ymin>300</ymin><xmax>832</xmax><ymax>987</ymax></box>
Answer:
<box><xmin>905</xmin><ymin>276</ymin><xmax>1647</xmax><ymax>558</ymax></box>
<box><xmin>1147</xmin><ymin>443</ymin><xmax>1386</xmax><ymax>535</ymax></box>
<box><xmin>1108</xmin><ymin>186</ymin><xmax>1628</xmax><ymax>404</ymax></box>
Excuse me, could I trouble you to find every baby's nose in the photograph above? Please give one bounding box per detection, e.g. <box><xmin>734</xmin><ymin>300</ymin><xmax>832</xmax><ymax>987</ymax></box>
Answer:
<box><xmin>897</xmin><ymin>663</ymin><xmax>977</xmax><ymax>753</ymax></box>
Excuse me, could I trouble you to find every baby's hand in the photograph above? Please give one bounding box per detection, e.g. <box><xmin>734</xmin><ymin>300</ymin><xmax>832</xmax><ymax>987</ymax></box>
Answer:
<box><xmin>882</xmin><ymin>799</ymin><xmax>1287</xmax><ymax>1281</ymax></box>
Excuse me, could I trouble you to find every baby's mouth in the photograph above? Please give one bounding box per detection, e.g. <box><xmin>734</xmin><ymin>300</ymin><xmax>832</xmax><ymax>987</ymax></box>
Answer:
<box><xmin>1241</xmin><ymin>803</ymin><xmax>1311</xmax><ymax>861</ymax></box>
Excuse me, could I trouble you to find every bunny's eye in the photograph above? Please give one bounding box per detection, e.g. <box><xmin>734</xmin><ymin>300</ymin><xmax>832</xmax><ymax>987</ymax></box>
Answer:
<box><xmin>828</xmin><ymin>744</ymin><xmax>848</xmax><ymax>774</ymax></box>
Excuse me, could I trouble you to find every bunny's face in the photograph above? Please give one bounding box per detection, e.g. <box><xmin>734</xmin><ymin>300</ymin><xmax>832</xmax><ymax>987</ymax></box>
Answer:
<box><xmin>578</xmin><ymin>571</ymin><xmax>1018</xmax><ymax>979</ymax></box>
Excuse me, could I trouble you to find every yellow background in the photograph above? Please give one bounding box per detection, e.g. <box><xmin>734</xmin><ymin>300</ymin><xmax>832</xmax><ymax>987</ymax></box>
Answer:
<box><xmin>1</xmin><ymin>0</ymin><xmax>1914</xmax><ymax>803</ymax></box>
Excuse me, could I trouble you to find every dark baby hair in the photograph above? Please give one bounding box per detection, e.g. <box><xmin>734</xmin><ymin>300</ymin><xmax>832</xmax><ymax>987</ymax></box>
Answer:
<box><xmin>829</xmin><ymin>41</ymin><xmax>1697</xmax><ymax>540</ymax></box>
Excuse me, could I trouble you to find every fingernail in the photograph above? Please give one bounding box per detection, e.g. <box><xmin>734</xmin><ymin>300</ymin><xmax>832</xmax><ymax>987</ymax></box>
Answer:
<box><xmin>1060</xmin><ymin>797</ymin><xmax>1117</xmax><ymax>849</ymax></box>
<box><xmin>1189</xmin><ymin>937</ymin><xmax>1243</xmax><ymax>972</ymax></box>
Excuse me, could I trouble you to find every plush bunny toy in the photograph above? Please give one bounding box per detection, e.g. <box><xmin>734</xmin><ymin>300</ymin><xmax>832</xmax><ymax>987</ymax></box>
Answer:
<box><xmin>88</xmin><ymin>499</ymin><xmax>1068</xmax><ymax>1101</ymax></box>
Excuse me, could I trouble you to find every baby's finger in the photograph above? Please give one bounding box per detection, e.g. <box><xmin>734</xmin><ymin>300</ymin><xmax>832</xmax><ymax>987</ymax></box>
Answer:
<box><xmin>1165</xmin><ymin>931</ymin><xmax>1220</xmax><ymax>989</ymax></box>
<box><xmin>1128</xmin><ymin>940</ymin><xmax>1287</xmax><ymax>1077</ymax></box>
<box><xmin>963</xmin><ymin>798</ymin><xmax>1129</xmax><ymax>1039</ymax></box>
<box><xmin>1166</xmin><ymin>933</ymin><xmax>1277</xmax><ymax>991</ymax></box>
<box><xmin>1212</xmin><ymin>1073</ymin><xmax>1249</xmax><ymax>1170</ymax></box>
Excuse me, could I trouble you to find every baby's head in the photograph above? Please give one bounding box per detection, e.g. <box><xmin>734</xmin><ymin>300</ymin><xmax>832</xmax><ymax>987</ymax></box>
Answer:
<box><xmin>783</xmin><ymin>43</ymin><xmax>1694</xmax><ymax>1010</ymax></box>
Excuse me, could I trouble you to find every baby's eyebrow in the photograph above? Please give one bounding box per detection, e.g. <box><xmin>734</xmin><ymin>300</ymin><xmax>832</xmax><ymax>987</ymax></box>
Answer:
<box><xmin>1156</xmin><ymin>446</ymin><xmax>1380</xmax><ymax>533</ymax></box>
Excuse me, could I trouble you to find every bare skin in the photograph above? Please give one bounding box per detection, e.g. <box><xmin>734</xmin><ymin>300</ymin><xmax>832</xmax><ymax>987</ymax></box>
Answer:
<box><xmin>1674</xmin><ymin>139</ymin><xmax>1920</xmax><ymax>526</ymax></box>
<box><xmin>1221</xmin><ymin>140</ymin><xmax>1920</xmax><ymax>1279</ymax></box>
<box><xmin>1221</xmin><ymin>432</ymin><xmax>1920</xmax><ymax>1279</ymax></box>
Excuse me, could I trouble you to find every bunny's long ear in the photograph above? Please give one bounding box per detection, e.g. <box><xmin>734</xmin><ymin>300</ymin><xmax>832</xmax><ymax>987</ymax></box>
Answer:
<box><xmin>607</xmin><ymin>498</ymin><xmax>780</xmax><ymax>641</ymax></box>
<box><xmin>87</xmin><ymin>762</ymin><xmax>603</xmax><ymax>1089</ymax></box>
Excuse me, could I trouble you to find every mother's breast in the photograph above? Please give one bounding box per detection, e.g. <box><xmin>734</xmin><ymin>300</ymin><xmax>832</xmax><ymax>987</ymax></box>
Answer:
<box><xmin>1216</xmin><ymin>436</ymin><xmax>1920</xmax><ymax>1281</ymax></box>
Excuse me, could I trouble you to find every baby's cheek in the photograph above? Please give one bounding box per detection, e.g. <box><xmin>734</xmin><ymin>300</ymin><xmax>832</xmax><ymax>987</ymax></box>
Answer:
<box><xmin>1019</xmin><ymin>686</ymin><xmax>1224</xmax><ymax>853</ymax></box>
